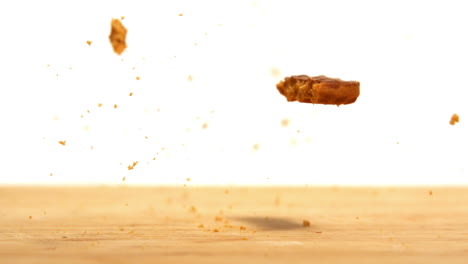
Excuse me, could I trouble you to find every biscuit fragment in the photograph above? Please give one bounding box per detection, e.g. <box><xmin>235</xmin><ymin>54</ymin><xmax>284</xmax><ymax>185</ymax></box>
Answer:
<box><xmin>450</xmin><ymin>114</ymin><xmax>459</xmax><ymax>125</ymax></box>
<box><xmin>276</xmin><ymin>75</ymin><xmax>360</xmax><ymax>105</ymax></box>
<box><xmin>109</xmin><ymin>19</ymin><xmax>127</xmax><ymax>55</ymax></box>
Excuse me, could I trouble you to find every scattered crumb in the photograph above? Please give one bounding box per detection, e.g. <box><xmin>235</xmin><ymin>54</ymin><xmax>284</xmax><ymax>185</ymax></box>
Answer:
<box><xmin>270</xmin><ymin>67</ymin><xmax>281</xmax><ymax>78</ymax></box>
<box><xmin>90</xmin><ymin>146</ymin><xmax>94</xmax><ymax>150</ymax></box>
<box><xmin>241</xmin><ymin>237</ymin><xmax>248</xmax><ymax>240</ymax></box>
<box><xmin>202</xmin><ymin>123</ymin><xmax>208</xmax><ymax>129</ymax></box>
<box><xmin>224</xmin><ymin>189</ymin><xmax>229</xmax><ymax>194</ymax></box>
<box><xmin>429</xmin><ymin>190</ymin><xmax>433</xmax><ymax>196</ymax></box>
<box><xmin>450</xmin><ymin>114</ymin><xmax>459</xmax><ymax>125</ymax></box>
<box><xmin>120</xmin><ymin>228</ymin><xmax>125</xmax><ymax>231</ymax></box>
<box><xmin>215</xmin><ymin>216</ymin><xmax>223</xmax><ymax>221</ymax></box>
<box><xmin>252</xmin><ymin>143</ymin><xmax>260</xmax><ymax>151</ymax></box>
<box><xmin>178</xmin><ymin>13</ymin><xmax>183</xmax><ymax>16</ymax></box>
<box><xmin>197</xmin><ymin>224</ymin><xmax>204</xmax><ymax>228</ymax></box>
<box><xmin>213</xmin><ymin>229</ymin><xmax>219</xmax><ymax>232</ymax></box>
<box><xmin>29</xmin><ymin>216</ymin><xmax>32</xmax><ymax>220</ymax></box>
<box><xmin>127</xmin><ymin>161</ymin><xmax>138</xmax><ymax>170</ymax></box>
<box><xmin>114</xmin><ymin>104</ymin><xmax>118</xmax><ymax>109</ymax></box>
<box><xmin>136</xmin><ymin>76</ymin><xmax>140</xmax><ymax>80</ymax></box>
<box><xmin>190</xmin><ymin>206</ymin><xmax>197</xmax><ymax>213</ymax></box>
<box><xmin>240</xmin><ymin>226</ymin><xmax>247</xmax><ymax>231</ymax></box>
<box><xmin>127</xmin><ymin>230</ymin><xmax>135</xmax><ymax>234</ymax></box>
<box><xmin>186</xmin><ymin>178</ymin><xmax>191</xmax><ymax>182</ymax></box>
<box><xmin>58</xmin><ymin>140</ymin><xmax>66</xmax><ymax>146</ymax></box>
<box><xmin>121</xmin><ymin>16</ymin><xmax>125</xmax><ymax>20</ymax></box>
<box><xmin>303</xmin><ymin>220</ymin><xmax>310</xmax><ymax>227</ymax></box>
<box><xmin>122</xmin><ymin>177</ymin><xmax>126</xmax><ymax>182</ymax></box>
<box><xmin>315</xmin><ymin>231</ymin><xmax>322</xmax><ymax>234</ymax></box>
<box><xmin>281</xmin><ymin>118</ymin><xmax>289</xmax><ymax>127</ymax></box>
<box><xmin>86</xmin><ymin>40</ymin><xmax>92</xmax><ymax>46</ymax></box>
<box><xmin>109</xmin><ymin>18</ymin><xmax>127</xmax><ymax>55</ymax></box>
<box><xmin>49</xmin><ymin>173</ymin><xmax>53</xmax><ymax>176</ymax></box>
<box><xmin>129</xmin><ymin>92</ymin><xmax>133</xmax><ymax>96</ymax></box>
<box><xmin>355</xmin><ymin>217</ymin><xmax>360</xmax><ymax>220</ymax></box>
<box><xmin>98</xmin><ymin>103</ymin><xmax>103</xmax><ymax>107</ymax></box>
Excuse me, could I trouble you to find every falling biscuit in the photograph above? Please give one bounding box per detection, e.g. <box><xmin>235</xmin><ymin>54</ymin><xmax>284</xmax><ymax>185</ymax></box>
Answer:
<box><xmin>109</xmin><ymin>18</ymin><xmax>127</xmax><ymax>55</ymax></box>
<box><xmin>276</xmin><ymin>75</ymin><xmax>360</xmax><ymax>105</ymax></box>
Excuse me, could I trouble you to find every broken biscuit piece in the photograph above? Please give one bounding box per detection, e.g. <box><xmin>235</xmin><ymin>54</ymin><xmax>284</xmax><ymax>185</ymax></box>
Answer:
<box><xmin>276</xmin><ymin>75</ymin><xmax>360</xmax><ymax>105</ymax></box>
<box><xmin>109</xmin><ymin>18</ymin><xmax>127</xmax><ymax>55</ymax></box>
<box><xmin>450</xmin><ymin>114</ymin><xmax>459</xmax><ymax>125</ymax></box>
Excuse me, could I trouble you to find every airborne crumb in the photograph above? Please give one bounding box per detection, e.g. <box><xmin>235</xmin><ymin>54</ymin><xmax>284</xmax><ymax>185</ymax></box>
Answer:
<box><xmin>281</xmin><ymin>118</ymin><xmax>290</xmax><ymax>127</ymax></box>
<box><xmin>129</xmin><ymin>92</ymin><xmax>133</xmax><ymax>96</ymax></box>
<box><xmin>86</xmin><ymin>40</ymin><xmax>92</xmax><ymax>46</ymax></box>
<box><xmin>122</xmin><ymin>177</ymin><xmax>126</xmax><ymax>182</ymax></box>
<box><xmin>136</xmin><ymin>76</ymin><xmax>140</xmax><ymax>80</ymax></box>
<box><xmin>58</xmin><ymin>140</ymin><xmax>66</xmax><ymax>146</ymax></box>
<box><xmin>98</xmin><ymin>103</ymin><xmax>102</xmax><ymax>107</ymax></box>
<box><xmin>109</xmin><ymin>18</ymin><xmax>127</xmax><ymax>55</ymax></box>
<box><xmin>450</xmin><ymin>114</ymin><xmax>459</xmax><ymax>125</ymax></box>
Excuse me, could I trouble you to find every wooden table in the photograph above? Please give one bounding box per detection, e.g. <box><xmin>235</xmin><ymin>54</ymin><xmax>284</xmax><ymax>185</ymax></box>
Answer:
<box><xmin>1</xmin><ymin>186</ymin><xmax>467</xmax><ymax>263</ymax></box>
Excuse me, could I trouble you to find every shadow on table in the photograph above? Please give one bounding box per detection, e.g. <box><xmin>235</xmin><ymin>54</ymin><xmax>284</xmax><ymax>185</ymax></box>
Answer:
<box><xmin>233</xmin><ymin>216</ymin><xmax>310</xmax><ymax>230</ymax></box>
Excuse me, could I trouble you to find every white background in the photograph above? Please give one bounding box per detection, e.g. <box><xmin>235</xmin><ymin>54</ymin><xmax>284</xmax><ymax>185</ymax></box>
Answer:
<box><xmin>0</xmin><ymin>0</ymin><xmax>466</xmax><ymax>185</ymax></box>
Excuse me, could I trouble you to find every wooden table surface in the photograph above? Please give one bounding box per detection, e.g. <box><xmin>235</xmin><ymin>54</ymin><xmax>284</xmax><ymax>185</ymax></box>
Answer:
<box><xmin>1</xmin><ymin>186</ymin><xmax>467</xmax><ymax>263</ymax></box>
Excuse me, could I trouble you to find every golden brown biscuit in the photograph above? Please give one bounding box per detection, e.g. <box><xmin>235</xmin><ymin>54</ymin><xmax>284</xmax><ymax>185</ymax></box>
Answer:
<box><xmin>276</xmin><ymin>75</ymin><xmax>360</xmax><ymax>105</ymax></box>
<box><xmin>109</xmin><ymin>19</ymin><xmax>127</xmax><ymax>55</ymax></box>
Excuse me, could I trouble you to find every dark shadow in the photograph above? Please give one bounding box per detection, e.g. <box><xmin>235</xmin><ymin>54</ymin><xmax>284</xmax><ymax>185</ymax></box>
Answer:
<box><xmin>233</xmin><ymin>216</ymin><xmax>310</xmax><ymax>230</ymax></box>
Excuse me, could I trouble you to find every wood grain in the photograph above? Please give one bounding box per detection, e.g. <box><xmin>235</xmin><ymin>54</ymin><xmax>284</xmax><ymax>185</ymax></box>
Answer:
<box><xmin>1</xmin><ymin>186</ymin><xmax>467</xmax><ymax>263</ymax></box>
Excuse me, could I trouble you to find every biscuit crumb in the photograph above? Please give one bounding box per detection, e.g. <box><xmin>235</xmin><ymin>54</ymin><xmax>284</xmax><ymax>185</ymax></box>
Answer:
<box><xmin>429</xmin><ymin>190</ymin><xmax>433</xmax><ymax>196</ymax></box>
<box><xmin>450</xmin><ymin>114</ymin><xmax>459</xmax><ymax>125</ymax></box>
<box><xmin>114</xmin><ymin>104</ymin><xmax>118</xmax><ymax>109</ymax></box>
<box><xmin>213</xmin><ymin>229</ymin><xmax>219</xmax><ymax>232</ymax></box>
<box><xmin>122</xmin><ymin>177</ymin><xmax>126</xmax><ymax>182</ymax></box>
<box><xmin>202</xmin><ymin>123</ymin><xmax>208</xmax><ymax>129</ymax></box>
<box><xmin>129</xmin><ymin>92</ymin><xmax>133</xmax><ymax>96</ymax></box>
<box><xmin>197</xmin><ymin>224</ymin><xmax>204</xmax><ymax>228</ymax></box>
<box><xmin>277</xmin><ymin>75</ymin><xmax>360</xmax><ymax>105</ymax></box>
<box><xmin>109</xmin><ymin>19</ymin><xmax>127</xmax><ymax>55</ymax></box>
<box><xmin>98</xmin><ymin>103</ymin><xmax>102</xmax><ymax>107</ymax></box>
<box><xmin>136</xmin><ymin>76</ymin><xmax>140</xmax><ymax>80</ymax></box>
<box><xmin>86</xmin><ymin>40</ymin><xmax>92</xmax><ymax>46</ymax></box>
<box><xmin>215</xmin><ymin>216</ymin><xmax>223</xmax><ymax>221</ymax></box>
<box><xmin>29</xmin><ymin>216</ymin><xmax>32</xmax><ymax>220</ymax></box>
<box><xmin>281</xmin><ymin>118</ymin><xmax>289</xmax><ymax>127</ymax></box>
<box><xmin>127</xmin><ymin>161</ymin><xmax>138</xmax><ymax>170</ymax></box>
<box><xmin>240</xmin><ymin>226</ymin><xmax>247</xmax><ymax>230</ymax></box>
<box><xmin>252</xmin><ymin>143</ymin><xmax>260</xmax><ymax>151</ymax></box>
<box><xmin>58</xmin><ymin>140</ymin><xmax>66</xmax><ymax>146</ymax></box>
<box><xmin>241</xmin><ymin>237</ymin><xmax>248</xmax><ymax>240</ymax></box>
<box><xmin>303</xmin><ymin>220</ymin><xmax>310</xmax><ymax>227</ymax></box>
